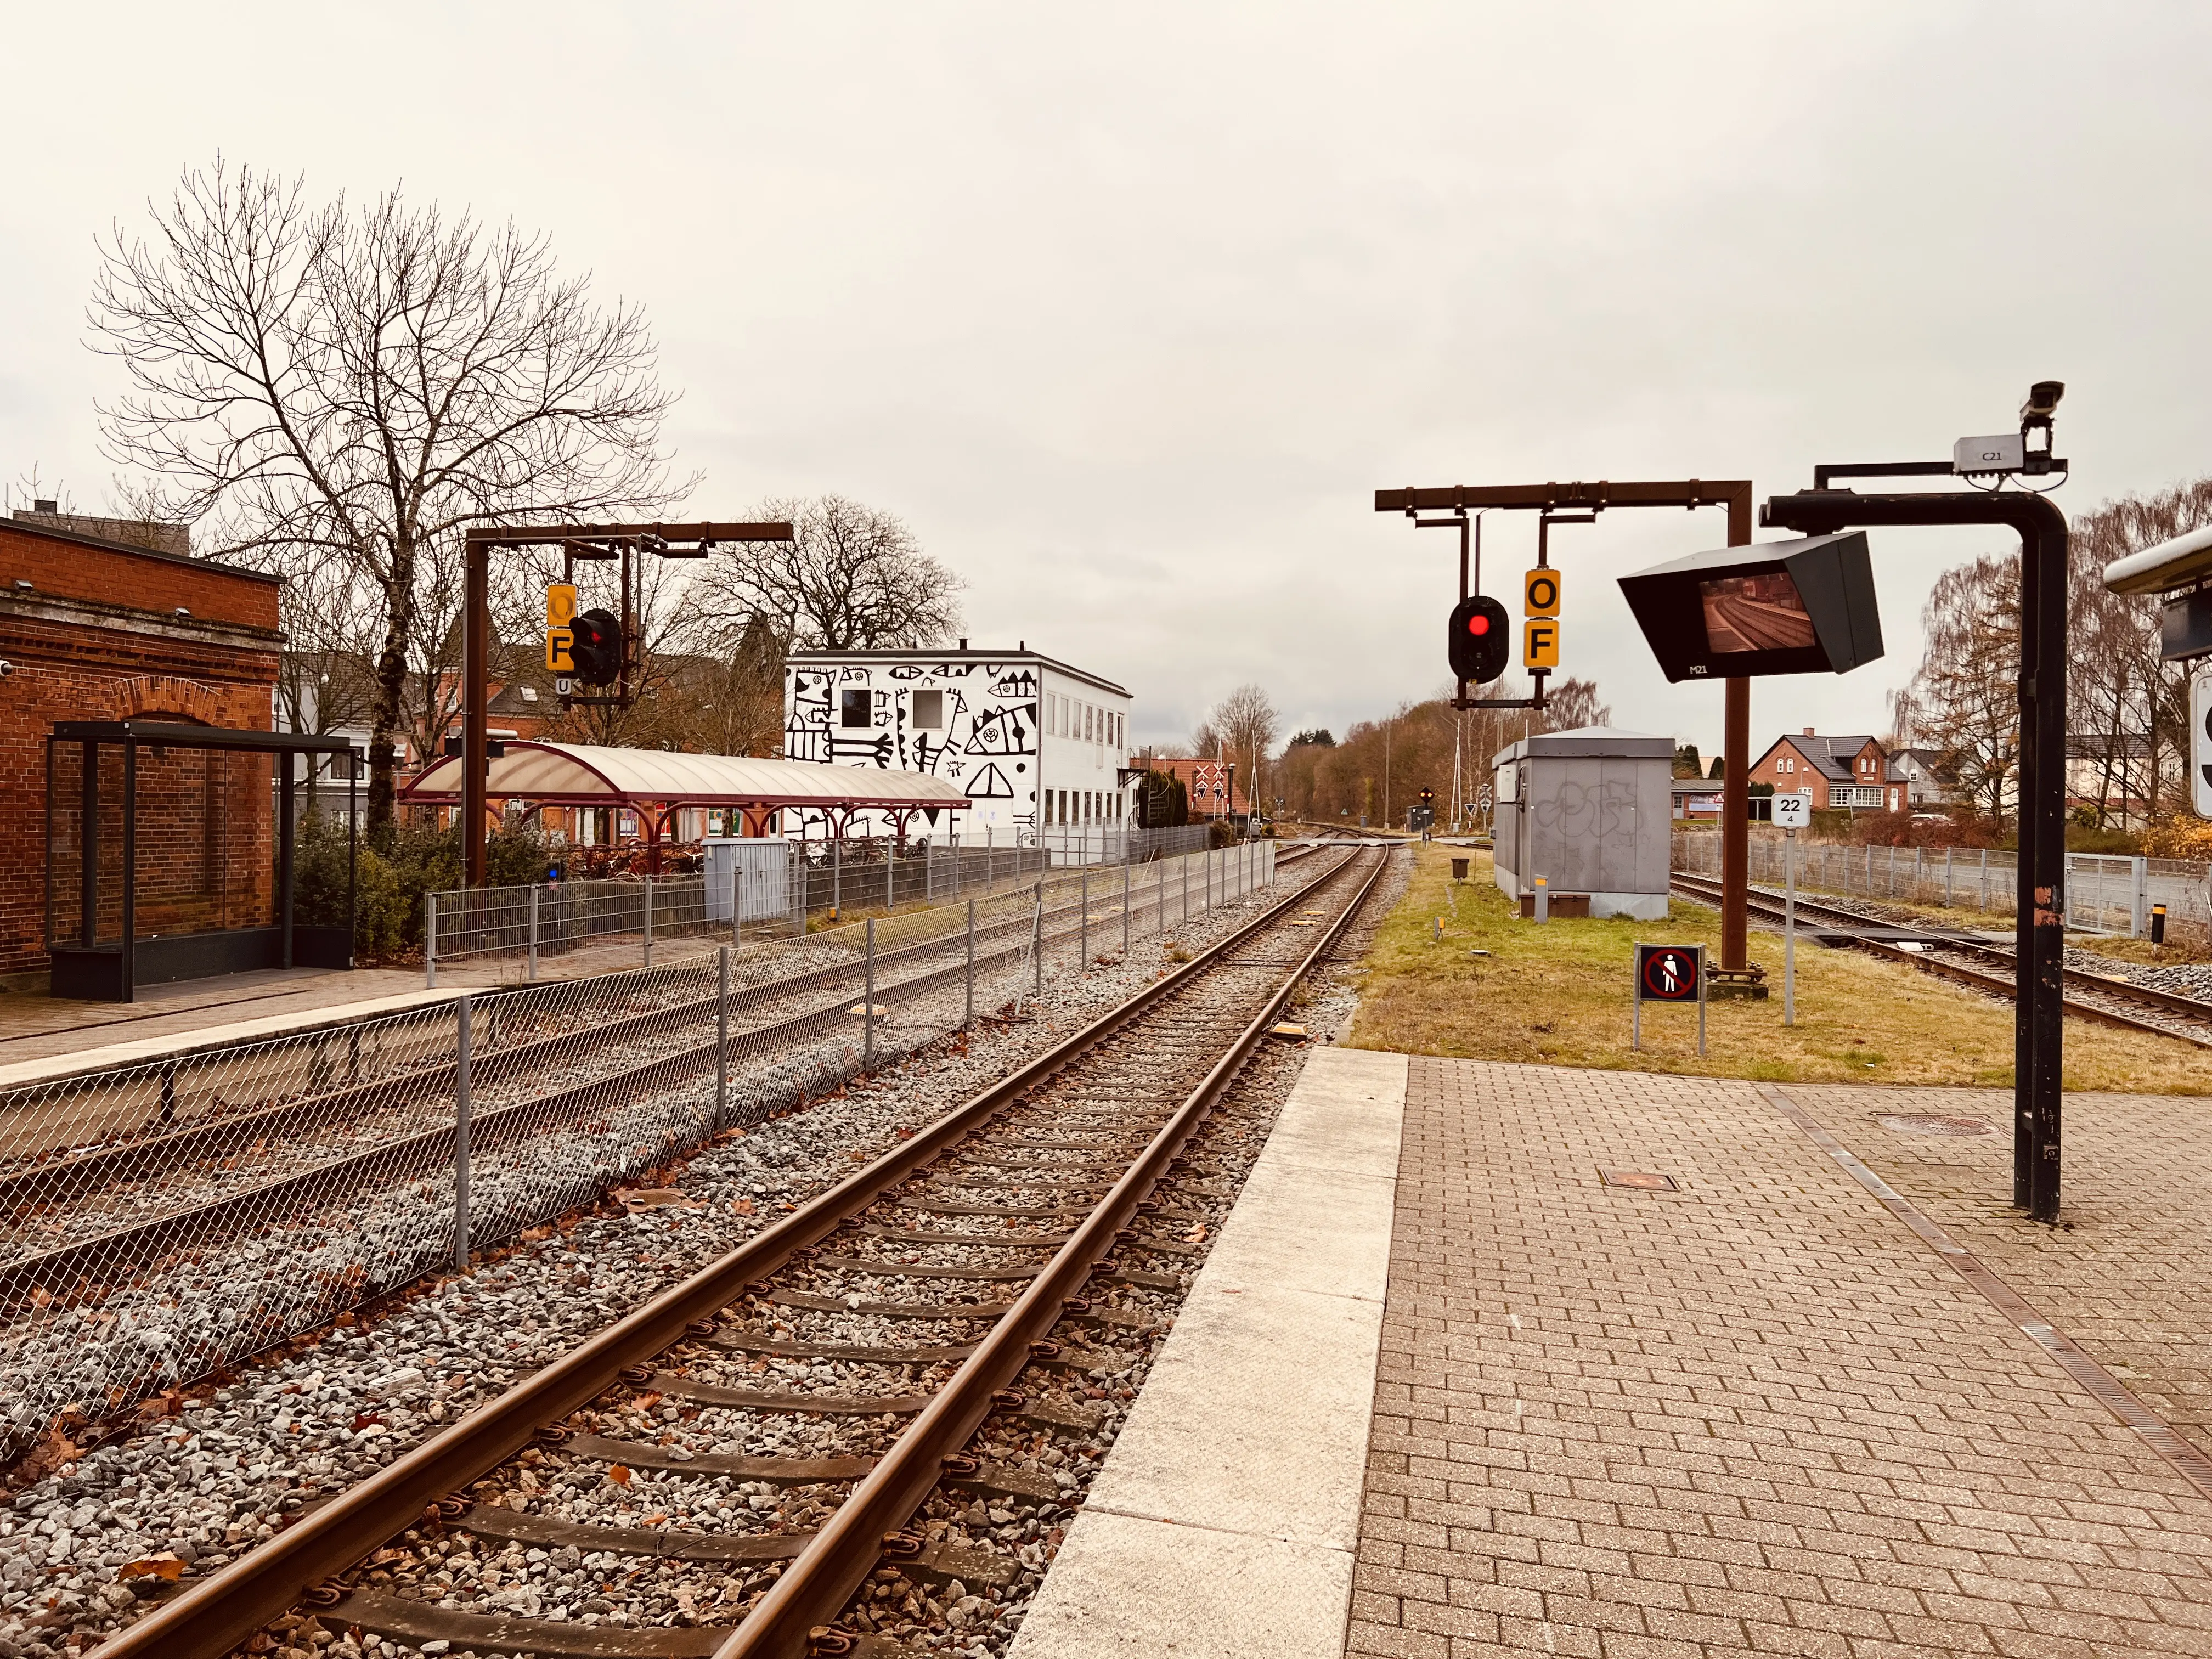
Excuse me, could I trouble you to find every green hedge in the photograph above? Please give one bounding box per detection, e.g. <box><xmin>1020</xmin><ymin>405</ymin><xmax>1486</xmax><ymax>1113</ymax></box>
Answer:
<box><xmin>296</xmin><ymin>815</ymin><xmax>555</xmax><ymax>963</ymax></box>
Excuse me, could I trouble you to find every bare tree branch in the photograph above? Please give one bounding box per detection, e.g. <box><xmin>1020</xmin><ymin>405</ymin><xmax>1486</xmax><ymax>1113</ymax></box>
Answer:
<box><xmin>88</xmin><ymin>157</ymin><xmax>694</xmax><ymax>838</ymax></box>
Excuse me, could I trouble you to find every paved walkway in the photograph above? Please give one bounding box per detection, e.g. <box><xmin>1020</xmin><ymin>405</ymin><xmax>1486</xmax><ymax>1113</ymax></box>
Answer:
<box><xmin>1349</xmin><ymin>1059</ymin><xmax>2212</xmax><ymax>1658</ymax></box>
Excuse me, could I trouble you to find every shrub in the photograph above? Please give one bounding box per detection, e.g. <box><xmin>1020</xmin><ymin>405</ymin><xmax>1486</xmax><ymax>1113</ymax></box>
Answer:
<box><xmin>2143</xmin><ymin>817</ymin><xmax>2212</xmax><ymax>860</ymax></box>
<box><xmin>294</xmin><ymin>813</ymin><xmax>556</xmax><ymax>963</ymax></box>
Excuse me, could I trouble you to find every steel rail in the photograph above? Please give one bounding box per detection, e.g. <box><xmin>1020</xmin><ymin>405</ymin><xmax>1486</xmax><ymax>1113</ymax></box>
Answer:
<box><xmin>1669</xmin><ymin>873</ymin><xmax>2212</xmax><ymax>1047</ymax></box>
<box><xmin>3</xmin><ymin>848</ymin><xmax>1293</xmax><ymax>1251</ymax></box>
<box><xmin>2</xmin><ymin>855</ymin><xmax>1272</xmax><ymax>1211</ymax></box>
<box><xmin>95</xmin><ymin>848</ymin><xmax>1368</xmax><ymax>1659</ymax></box>
<box><xmin>719</xmin><ymin>850</ymin><xmax>1386</xmax><ymax>1657</ymax></box>
<box><xmin>3</xmin><ymin>850</ymin><xmax>1304</xmax><ymax>1308</ymax></box>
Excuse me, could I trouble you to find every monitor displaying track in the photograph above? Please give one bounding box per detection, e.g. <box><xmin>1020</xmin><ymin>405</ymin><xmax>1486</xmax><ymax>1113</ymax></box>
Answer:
<box><xmin>1698</xmin><ymin>572</ymin><xmax>1816</xmax><ymax>653</ymax></box>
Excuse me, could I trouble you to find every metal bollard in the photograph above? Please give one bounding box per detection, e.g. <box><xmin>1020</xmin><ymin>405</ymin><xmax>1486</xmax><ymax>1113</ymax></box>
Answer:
<box><xmin>1033</xmin><ymin>882</ymin><xmax>1044</xmax><ymax>999</ymax></box>
<box><xmin>424</xmin><ymin>892</ymin><xmax>438</xmax><ymax>989</ymax></box>
<box><xmin>864</xmin><ymin>917</ymin><xmax>876</xmax><ymax>1071</ymax></box>
<box><xmin>1182</xmin><ymin>855</ymin><xmax>1190</xmax><ymax>923</ymax></box>
<box><xmin>644</xmin><ymin>877</ymin><xmax>654</xmax><ymax>968</ymax></box>
<box><xmin>1122</xmin><ymin>861</ymin><xmax>1131</xmax><ymax>955</ymax></box>
<box><xmin>453</xmin><ymin>993</ymin><xmax>472</xmax><ymax>1272</ymax></box>
<box><xmin>716</xmin><ymin>945</ymin><xmax>731</xmax><ymax>1127</ymax></box>
<box><xmin>1081</xmin><ymin>867</ymin><xmax>1089</xmax><ymax>968</ymax></box>
<box><xmin>527</xmin><ymin>885</ymin><xmax>539</xmax><ymax>982</ymax></box>
<box><xmin>965</xmin><ymin>898</ymin><xmax>976</xmax><ymax>1027</ymax></box>
<box><xmin>2153</xmin><ymin>903</ymin><xmax>2169</xmax><ymax>946</ymax></box>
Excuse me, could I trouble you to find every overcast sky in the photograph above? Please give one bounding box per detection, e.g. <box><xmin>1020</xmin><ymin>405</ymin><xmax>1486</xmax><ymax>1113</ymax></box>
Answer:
<box><xmin>5</xmin><ymin>3</ymin><xmax>2207</xmax><ymax>760</ymax></box>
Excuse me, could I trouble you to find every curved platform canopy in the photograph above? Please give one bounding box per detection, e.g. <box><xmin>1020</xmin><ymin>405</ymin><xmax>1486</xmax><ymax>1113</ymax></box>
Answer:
<box><xmin>400</xmin><ymin>741</ymin><xmax>967</xmax><ymax>838</ymax></box>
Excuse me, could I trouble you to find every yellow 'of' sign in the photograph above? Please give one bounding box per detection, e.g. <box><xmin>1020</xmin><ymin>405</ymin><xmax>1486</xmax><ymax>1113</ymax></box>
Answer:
<box><xmin>1523</xmin><ymin>618</ymin><xmax>1560</xmax><ymax>669</ymax></box>
<box><xmin>546</xmin><ymin>583</ymin><xmax>578</xmax><ymax>628</ymax></box>
<box><xmin>1523</xmin><ymin>568</ymin><xmax>1561</xmax><ymax>617</ymax></box>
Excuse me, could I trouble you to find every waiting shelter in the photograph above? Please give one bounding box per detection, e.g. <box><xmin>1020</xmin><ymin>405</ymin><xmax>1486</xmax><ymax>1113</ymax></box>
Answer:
<box><xmin>45</xmin><ymin>720</ymin><xmax>360</xmax><ymax>1001</ymax></box>
<box><xmin>399</xmin><ymin>741</ymin><xmax>969</xmax><ymax>866</ymax></box>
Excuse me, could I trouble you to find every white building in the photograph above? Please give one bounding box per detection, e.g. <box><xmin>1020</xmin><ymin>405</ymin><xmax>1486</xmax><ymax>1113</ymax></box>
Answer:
<box><xmin>785</xmin><ymin>643</ymin><xmax>1131</xmax><ymax>841</ymax></box>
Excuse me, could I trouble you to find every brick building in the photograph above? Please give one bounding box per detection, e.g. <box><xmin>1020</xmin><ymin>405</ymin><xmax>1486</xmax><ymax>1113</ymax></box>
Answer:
<box><xmin>1</xmin><ymin>511</ymin><xmax>283</xmax><ymax>986</ymax></box>
<box><xmin>1144</xmin><ymin>757</ymin><xmax>1250</xmax><ymax>825</ymax></box>
<box><xmin>1747</xmin><ymin>727</ymin><xmax>1904</xmax><ymax>812</ymax></box>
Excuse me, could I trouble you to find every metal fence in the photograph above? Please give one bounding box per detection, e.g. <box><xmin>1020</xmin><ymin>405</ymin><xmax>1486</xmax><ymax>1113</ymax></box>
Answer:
<box><xmin>0</xmin><ymin>838</ymin><xmax>1282</xmax><ymax>1455</ymax></box>
<box><xmin>1670</xmin><ymin>832</ymin><xmax>2212</xmax><ymax>942</ymax></box>
<box><xmin>427</xmin><ymin>828</ymin><xmax>1233</xmax><ymax>981</ymax></box>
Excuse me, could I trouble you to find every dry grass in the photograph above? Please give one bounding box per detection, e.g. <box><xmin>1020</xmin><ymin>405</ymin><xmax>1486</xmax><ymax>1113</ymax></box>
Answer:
<box><xmin>1344</xmin><ymin>846</ymin><xmax>2212</xmax><ymax>1093</ymax></box>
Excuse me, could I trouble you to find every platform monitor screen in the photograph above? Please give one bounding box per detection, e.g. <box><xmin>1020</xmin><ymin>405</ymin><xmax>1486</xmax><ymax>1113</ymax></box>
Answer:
<box><xmin>1698</xmin><ymin>572</ymin><xmax>1816</xmax><ymax>654</ymax></box>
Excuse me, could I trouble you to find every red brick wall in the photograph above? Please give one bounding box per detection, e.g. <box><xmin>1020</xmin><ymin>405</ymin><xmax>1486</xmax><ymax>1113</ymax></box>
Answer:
<box><xmin>0</xmin><ymin>522</ymin><xmax>279</xmax><ymax>631</ymax></box>
<box><xmin>0</xmin><ymin>531</ymin><xmax>280</xmax><ymax>979</ymax></box>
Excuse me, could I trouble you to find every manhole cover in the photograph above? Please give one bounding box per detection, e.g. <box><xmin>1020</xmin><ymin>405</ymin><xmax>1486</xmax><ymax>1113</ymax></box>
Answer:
<box><xmin>1875</xmin><ymin>1113</ymin><xmax>1996</xmax><ymax>1137</ymax></box>
<box><xmin>1598</xmin><ymin>1168</ymin><xmax>1678</xmax><ymax>1192</ymax></box>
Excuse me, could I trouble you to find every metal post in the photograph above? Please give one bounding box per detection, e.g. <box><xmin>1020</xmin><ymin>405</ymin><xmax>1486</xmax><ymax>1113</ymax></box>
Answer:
<box><xmin>1158</xmin><ymin>860</ymin><xmax>1166</xmax><ymax>934</ymax></box>
<box><xmin>716</xmin><ymin>945</ymin><xmax>731</xmax><ymax>1128</ymax></box>
<box><xmin>1182</xmin><ymin>854</ymin><xmax>1189</xmax><ymax>923</ymax></box>
<box><xmin>965</xmin><ymin>898</ymin><xmax>976</xmax><ymax>1028</ymax></box>
<box><xmin>453</xmin><ymin>993</ymin><xmax>472</xmax><ymax>1272</ymax></box>
<box><xmin>864</xmin><ymin>917</ymin><xmax>876</xmax><ymax>1072</ymax></box>
<box><xmin>887</xmin><ymin>842</ymin><xmax>895</xmax><ymax>911</ymax></box>
<box><xmin>1122</xmin><ymin>860</ymin><xmax>1131</xmax><ymax>956</ymax></box>
<box><xmin>1784</xmin><ymin>830</ymin><xmax>1797</xmax><ymax>1028</ymax></box>
<box><xmin>1945</xmin><ymin>845</ymin><xmax>1954</xmax><ymax>908</ymax></box>
<box><xmin>425</xmin><ymin>891</ymin><xmax>438</xmax><ymax>989</ymax></box>
<box><xmin>733</xmin><ymin>862</ymin><xmax>743</xmax><ymax>946</ymax></box>
<box><xmin>527</xmin><ymin>884</ymin><xmax>539</xmax><ymax>982</ymax></box>
<box><xmin>833</xmin><ymin>839</ymin><xmax>842</xmax><ymax>917</ymax></box>
<box><xmin>1980</xmin><ymin>848</ymin><xmax>1989</xmax><ymax>910</ymax></box>
<box><xmin>643</xmin><ymin>876</ymin><xmax>653</xmax><ymax>968</ymax></box>
<box><xmin>1032</xmin><ymin>883</ymin><xmax>1043</xmax><ymax>1000</ymax></box>
<box><xmin>2134</xmin><ymin>856</ymin><xmax>2148</xmax><ymax>939</ymax></box>
<box><xmin>1696</xmin><ymin>946</ymin><xmax>1707</xmax><ymax>1057</ymax></box>
<box><xmin>1080</xmin><ymin>867</ymin><xmax>1089</xmax><ymax>968</ymax></box>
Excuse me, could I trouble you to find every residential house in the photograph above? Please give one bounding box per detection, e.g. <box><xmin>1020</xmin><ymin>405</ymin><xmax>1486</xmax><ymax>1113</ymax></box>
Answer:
<box><xmin>1748</xmin><ymin>729</ymin><xmax>1904</xmax><ymax>812</ymax></box>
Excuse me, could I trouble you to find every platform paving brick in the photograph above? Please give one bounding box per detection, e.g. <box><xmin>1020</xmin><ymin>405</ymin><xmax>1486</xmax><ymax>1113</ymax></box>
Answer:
<box><xmin>1347</xmin><ymin>1058</ymin><xmax>2212</xmax><ymax>1658</ymax></box>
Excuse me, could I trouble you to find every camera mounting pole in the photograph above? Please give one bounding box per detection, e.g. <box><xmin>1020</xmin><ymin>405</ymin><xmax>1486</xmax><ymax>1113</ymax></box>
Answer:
<box><xmin>1760</xmin><ymin>476</ymin><xmax>2069</xmax><ymax>1223</ymax></box>
<box><xmin>1376</xmin><ymin>479</ymin><xmax>1758</xmax><ymax>975</ymax></box>
<box><xmin>456</xmin><ymin>520</ymin><xmax>793</xmax><ymax>888</ymax></box>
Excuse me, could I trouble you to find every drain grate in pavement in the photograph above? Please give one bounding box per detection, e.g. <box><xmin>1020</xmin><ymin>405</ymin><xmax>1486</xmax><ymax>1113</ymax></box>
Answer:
<box><xmin>1875</xmin><ymin>1113</ymin><xmax>1996</xmax><ymax>1137</ymax></box>
<box><xmin>1598</xmin><ymin>1168</ymin><xmax>1678</xmax><ymax>1192</ymax></box>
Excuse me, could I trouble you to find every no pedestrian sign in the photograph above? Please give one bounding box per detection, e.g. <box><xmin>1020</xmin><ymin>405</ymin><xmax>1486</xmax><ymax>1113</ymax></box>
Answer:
<box><xmin>1636</xmin><ymin>943</ymin><xmax>1702</xmax><ymax>1002</ymax></box>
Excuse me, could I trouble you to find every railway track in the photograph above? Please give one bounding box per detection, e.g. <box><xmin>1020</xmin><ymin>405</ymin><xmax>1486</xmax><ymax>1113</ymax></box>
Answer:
<box><xmin>101</xmin><ymin>844</ymin><xmax>1386</xmax><ymax>1659</ymax></box>
<box><xmin>4</xmin><ymin>847</ymin><xmax>1316</xmax><ymax>1306</ymax></box>
<box><xmin>1670</xmin><ymin>871</ymin><xmax>2212</xmax><ymax>1049</ymax></box>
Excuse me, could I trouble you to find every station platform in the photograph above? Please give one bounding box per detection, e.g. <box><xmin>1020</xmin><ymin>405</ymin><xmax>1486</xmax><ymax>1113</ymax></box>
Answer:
<box><xmin>1017</xmin><ymin>1051</ymin><xmax>2212</xmax><ymax>1657</ymax></box>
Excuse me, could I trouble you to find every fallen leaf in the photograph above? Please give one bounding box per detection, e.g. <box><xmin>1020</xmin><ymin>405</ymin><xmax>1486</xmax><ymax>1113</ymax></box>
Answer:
<box><xmin>118</xmin><ymin>1555</ymin><xmax>184</xmax><ymax>1582</ymax></box>
<box><xmin>731</xmin><ymin>1199</ymin><xmax>755</xmax><ymax>1216</ymax></box>
<box><xmin>1182</xmin><ymin>1226</ymin><xmax>1207</xmax><ymax>1243</ymax></box>
<box><xmin>607</xmin><ymin>1465</ymin><xmax>632</xmax><ymax>1486</ymax></box>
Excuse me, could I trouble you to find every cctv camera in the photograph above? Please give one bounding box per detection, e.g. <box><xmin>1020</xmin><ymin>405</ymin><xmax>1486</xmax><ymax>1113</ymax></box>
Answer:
<box><xmin>0</xmin><ymin>660</ymin><xmax>13</xmax><ymax>678</ymax></box>
<box><xmin>2020</xmin><ymin>381</ymin><xmax>2065</xmax><ymax>424</ymax></box>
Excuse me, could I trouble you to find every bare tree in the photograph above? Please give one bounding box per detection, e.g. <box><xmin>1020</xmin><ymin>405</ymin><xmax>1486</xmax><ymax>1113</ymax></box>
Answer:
<box><xmin>1209</xmin><ymin>683</ymin><xmax>1280</xmax><ymax>817</ymax></box>
<box><xmin>1891</xmin><ymin>554</ymin><xmax>2021</xmax><ymax>819</ymax></box>
<box><xmin>89</xmin><ymin>159</ymin><xmax>689</xmax><ymax>838</ymax></box>
<box><xmin>690</xmin><ymin>495</ymin><xmax>961</xmax><ymax>651</ymax></box>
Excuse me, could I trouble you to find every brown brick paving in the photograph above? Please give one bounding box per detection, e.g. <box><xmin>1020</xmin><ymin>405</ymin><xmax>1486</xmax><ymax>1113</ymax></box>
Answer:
<box><xmin>1348</xmin><ymin>1059</ymin><xmax>2212</xmax><ymax>1657</ymax></box>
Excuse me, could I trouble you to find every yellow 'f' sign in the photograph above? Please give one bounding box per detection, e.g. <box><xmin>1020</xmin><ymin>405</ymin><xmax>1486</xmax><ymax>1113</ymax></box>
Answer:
<box><xmin>1523</xmin><ymin>618</ymin><xmax>1559</xmax><ymax>669</ymax></box>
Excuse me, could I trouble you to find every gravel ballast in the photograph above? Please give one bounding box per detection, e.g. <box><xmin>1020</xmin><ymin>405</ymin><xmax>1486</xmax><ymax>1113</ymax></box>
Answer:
<box><xmin>2</xmin><ymin>854</ymin><xmax>1348</xmax><ymax>1658</ymax></box>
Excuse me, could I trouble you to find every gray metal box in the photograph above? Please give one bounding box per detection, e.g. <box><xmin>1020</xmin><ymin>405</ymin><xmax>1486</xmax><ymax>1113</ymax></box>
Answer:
<box><xmin>1492</xmin><ymin>726</ymin><xmax>1673</xmax><ymax>921</ymax></box>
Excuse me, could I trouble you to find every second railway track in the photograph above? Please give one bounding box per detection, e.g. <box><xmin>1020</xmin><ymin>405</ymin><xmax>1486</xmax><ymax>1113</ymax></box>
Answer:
<box><xmin>1671</xmin><ymin>870</ymin><xmax>2212</xmax><ymax>1048</ymax></box>
<box><xmin>101</xmin><ymin>844</ymin><xmax>1389</xmax><ymax>1659</ymax></box>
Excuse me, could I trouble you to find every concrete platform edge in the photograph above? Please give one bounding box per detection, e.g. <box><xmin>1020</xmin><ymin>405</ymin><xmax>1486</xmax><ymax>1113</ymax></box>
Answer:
<box><xmin>0</xmin><ymin>986</ymin><xmax>465</xmax><ymax>1090</ymax></box>
<box><xmin>1007</xmin><ymin>1045</ymin><xmax>1409</xmax><ymax>1658</ymax></box>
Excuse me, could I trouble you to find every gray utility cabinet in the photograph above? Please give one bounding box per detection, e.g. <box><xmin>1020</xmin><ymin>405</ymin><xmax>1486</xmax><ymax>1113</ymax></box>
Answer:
<box><xmin>1492</xmin><ymin>727</ymin><xmax>1672</xmax><ymax>921</ymax></box>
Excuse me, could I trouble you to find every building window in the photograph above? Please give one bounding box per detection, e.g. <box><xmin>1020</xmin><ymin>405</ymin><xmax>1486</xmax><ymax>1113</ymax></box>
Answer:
<box><xmin>912</xmin><ymin>689</ymin><xmax>943</xmax><ymax>730</ymax></box>
<box><xmin>840</xmin><ymin>689</ymin><xmax>870</xmax><ymax>729</ymax></box>
<box><xmin>1083</xmin><ymin>704</ymin><xmax>1093</xmax><ymax>742</ymax></box>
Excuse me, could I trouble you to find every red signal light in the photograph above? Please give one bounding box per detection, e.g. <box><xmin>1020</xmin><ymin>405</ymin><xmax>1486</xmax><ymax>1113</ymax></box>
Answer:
<box><xmin>1467</xmin><ymin>614</ymin><xmax>1490</xmax><ymax>635</ymax></box>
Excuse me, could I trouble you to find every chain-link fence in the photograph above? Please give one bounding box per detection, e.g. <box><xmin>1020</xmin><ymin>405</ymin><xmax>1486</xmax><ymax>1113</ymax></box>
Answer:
<box><xmin>0</xmin><ymin>839</ymin><xmax>1283</xmax><ymax>1454</ymax></box>
<box><xmin>1670</xmin><ymin>832</ymin><xmax>2212</xmax><ymax>945</ymax></box>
